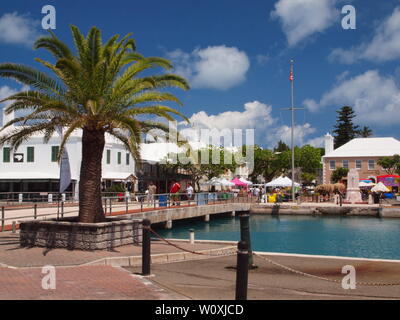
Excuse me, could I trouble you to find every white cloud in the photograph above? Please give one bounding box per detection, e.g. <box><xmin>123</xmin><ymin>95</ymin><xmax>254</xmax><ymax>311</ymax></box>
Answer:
<box><xmin>267</xmin><ymin>123</ymin><xmax>316</xmax><ymax>147</ymax></box>
<box><xmin>271</xmin><ymin>0</ymin><xmax>339</xmax><ymax>47</ymax></box>
<box><xmin>303</xmin><ymin>70</ymin><xmax>400</xmax><ymax>125</ymax></box>
<box><xmin>305</xmin><ymin>135</ymin><xmax>325</xmax><ymax>148</ymax></box>
<box><xmin>329</xmin><ymin>7</ymin><xmax>400</xmax><ymax>63</ymax></box>
<box><xmin>167</xmin><ymin>45</ymin><xmax>250</xmax><ymax>90</ymax></box>
<box><xmin>0</xmin><ymin>12</ymin><xmax>41</xmax><ymax>47</ymax></box>
<box><xmin>180</xmin><ymin>101</ymin><xmax>317</xmax><ymax>147</ymax></box>
<box><xmin>0</xmin><ymin>85</ymin><xmax>18</xmax><ymax>125</ymax></box>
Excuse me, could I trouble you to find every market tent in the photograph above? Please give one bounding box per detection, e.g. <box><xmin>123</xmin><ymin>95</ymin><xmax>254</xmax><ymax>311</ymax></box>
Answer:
<box><xmin>371</xmin><ymin>182</ymin><xmax>389</xmax><ymax>193</ymax></box>
<box><xmin>231</xmin><ymin>177</ymin><xmax>248</xmax><ymax>187</ymax></box>
<box><xmin>359</xmin><ymin>181</ymin><xmax>375</xmax><ymax>187</ymax></box>
<box><xmin>205</xmin><ymin>177</ymin><xmax>222</xmax><ymax>186</ymax></box>
<box><xmin>219</xmin><ymin>178</ymin><xmax>235</xmax><ymax>187</ymax></box>
<box><xmin>239</xmin><ymin>177</ymin><xmax>253</xmax><ymax>185</ymax></box>
<box><xmin>265</xmin><ymin>176</ymin><xmax>300</xmax><ymax>188</ymax></box>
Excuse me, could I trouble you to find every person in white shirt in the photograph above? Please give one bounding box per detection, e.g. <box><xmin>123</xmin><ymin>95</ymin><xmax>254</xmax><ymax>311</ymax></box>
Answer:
<box><xmin>186</xmin><ymin>183</ymin><xmax>194</xmax><ymax>200</ymax></box>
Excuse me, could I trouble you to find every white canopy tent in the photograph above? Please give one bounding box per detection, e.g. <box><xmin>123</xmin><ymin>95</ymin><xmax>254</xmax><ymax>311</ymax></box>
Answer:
<box><xmin>265</xmin><ymin>176</ymin><xmax>300</xmax><ymax>188</ymax></box>
<box><xmin>371</xmin><ymin>182</ymin><xmax>389</xmax><ymax>193</ymax></box>
<box><xmin>204</xmin><ymin>177</ymin><xmax>235</xmax><ymax>187</ymax></box>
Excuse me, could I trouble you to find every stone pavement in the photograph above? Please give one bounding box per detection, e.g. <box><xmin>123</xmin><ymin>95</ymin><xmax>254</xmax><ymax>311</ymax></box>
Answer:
<box><xmin>126</xmin><ymin>253</ymin><xmax>400</xmax><ymax>300</ymax></box>
<box><xmin>0</xmin><ymin>232</ymin><xmax>234</xmax><ymax>268</ymax></box>
<box><xmin>0</xmin><ymin>265</ymin><xmax>185</xmax><ymax>300</ymax></box>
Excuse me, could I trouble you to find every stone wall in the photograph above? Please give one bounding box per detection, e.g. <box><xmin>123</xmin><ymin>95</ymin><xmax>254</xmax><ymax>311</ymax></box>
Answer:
<box><xmin>20</xmin><ymin>217</ymin><xmax>142</xmax><ymax>250</ymax></box>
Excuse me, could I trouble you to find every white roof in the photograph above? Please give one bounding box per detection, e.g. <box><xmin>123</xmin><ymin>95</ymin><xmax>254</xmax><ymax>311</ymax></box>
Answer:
<box><xmin>265</xmin><ymin>176</ymin><xmax>300</xmax><ymax>187</ymax></box>
<box><xmin>323</xmin><ymin>137</ymin><xmax>400</xmax><ymax>158</ymax></box>
<box><xmin>0</xmin><ymin>172</ymin><xmax>60</xmax><ymax>180</ymax></box>
<box><xmin>139</xmin><ymin>142</ymin><xmax>182</xmax><ymax>163</ymax></box>
<box><xmin>102</xmin><ymin>172</ymin><xmax>133</xmax><ymax>180</ymax></box>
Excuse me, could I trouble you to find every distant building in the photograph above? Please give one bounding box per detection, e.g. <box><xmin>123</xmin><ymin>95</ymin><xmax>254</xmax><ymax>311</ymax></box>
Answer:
<box><xmin>322</xmin><ymin>133</ymin><xmax>400</xmax><ymax>184</ymax></box>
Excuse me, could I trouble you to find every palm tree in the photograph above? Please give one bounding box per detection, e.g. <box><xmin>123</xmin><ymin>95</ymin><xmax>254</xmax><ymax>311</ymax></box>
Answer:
<box><xmin>357</xmin><ymin>126</ymin><xmax>373</xmax><ymax>138</ymax></box>
<box><xmin>0</xmin><ymin>26</ymin><xmax>189</xmax><ymax>223</ymax></box>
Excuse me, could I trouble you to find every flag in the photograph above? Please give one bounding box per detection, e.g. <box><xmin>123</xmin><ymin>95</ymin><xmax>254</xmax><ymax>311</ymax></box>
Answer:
<box><xmin>289</xmin><ymin>70</ymin><xmax>294</xmax><ymax>82</ymax></box>
<box><xmin>57</xmin><ymin>127</ymin><xmax>71</xmax><ymax>193</ymax></box>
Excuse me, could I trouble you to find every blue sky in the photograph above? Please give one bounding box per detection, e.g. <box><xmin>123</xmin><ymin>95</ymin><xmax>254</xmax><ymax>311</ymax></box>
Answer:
<box><xmin>0</xmin><ymin>0</ymin><xmax>400</xmax><ymax>148</ymax></box>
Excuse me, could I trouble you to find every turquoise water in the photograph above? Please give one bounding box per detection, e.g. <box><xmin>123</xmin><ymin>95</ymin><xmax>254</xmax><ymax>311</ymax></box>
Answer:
<box><xmin>155</xmin><ymin>215</ymin><xmax>400</xmax><ymax>260</ymax></box>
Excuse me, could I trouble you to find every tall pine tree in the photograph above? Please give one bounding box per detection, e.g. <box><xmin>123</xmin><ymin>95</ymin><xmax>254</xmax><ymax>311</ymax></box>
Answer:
<box><xmin>333</xmin><ymin>106</ymin><xmax>359</xmax><ymax>149</ymax></box>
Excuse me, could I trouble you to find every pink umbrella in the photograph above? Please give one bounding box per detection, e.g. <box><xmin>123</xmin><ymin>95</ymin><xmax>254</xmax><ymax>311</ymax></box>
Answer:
<box><xmin>231</xmin><ymin>177</ymin><xmax>248</xmax><ymax>187</ymax></box>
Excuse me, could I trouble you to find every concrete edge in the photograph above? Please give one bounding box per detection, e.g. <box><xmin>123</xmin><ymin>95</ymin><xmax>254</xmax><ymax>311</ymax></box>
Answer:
<box><xmin>253</xmin><ymin>251</ymin><xmax>400</xmax><ymax>264</ymax></box>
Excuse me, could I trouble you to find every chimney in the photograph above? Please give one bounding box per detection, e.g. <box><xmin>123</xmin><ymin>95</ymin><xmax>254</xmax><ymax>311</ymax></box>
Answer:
<box><xmin>324</xmin><ymin>133</ymin><xmax>334</xmax><ymax>155</ymax></box>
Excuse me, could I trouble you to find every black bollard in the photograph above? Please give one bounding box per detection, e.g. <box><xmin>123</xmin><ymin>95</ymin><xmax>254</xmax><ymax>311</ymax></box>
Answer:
<box><xmin>235</xmin><ymin>241</ymin><xmax>249</xmax><ymax>300</ymax></box>
<box><xmin>142</xmin><ymin>219</ymin><xmax>151</xmax><ymax>276</ymax></box>
<box><xmin>239</xmin><ymin>213</ymin><xmax>255</xmax><ymax>267</ymax></box>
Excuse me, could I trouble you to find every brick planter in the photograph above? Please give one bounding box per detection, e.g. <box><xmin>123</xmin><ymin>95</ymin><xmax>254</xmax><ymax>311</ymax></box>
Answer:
<box><xmin>19</xmin><ymin>217</ymin><xmax>142</xmax><ymax>251</ymax></box>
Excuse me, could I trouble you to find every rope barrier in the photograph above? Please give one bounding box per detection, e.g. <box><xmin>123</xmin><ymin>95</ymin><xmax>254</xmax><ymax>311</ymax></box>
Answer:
<box><xmin>148</xmin><ymin>227</ymin><xmax>236</xmax><ymax>257</ymax></box>
<box><xmin>148</xmin><ymin>226</ymin><xmax>400</xmax><ymax>287</ymax></box>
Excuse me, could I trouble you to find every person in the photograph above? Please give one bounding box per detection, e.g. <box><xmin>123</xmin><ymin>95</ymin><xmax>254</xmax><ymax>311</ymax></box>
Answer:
<box><xmin>254</xmin><ymin>186</ymin><xmax>260</xmax><ymax>202</ymax></box>
<box><xmin>147</xmin><ymin>182</ymin><xmax>157</xmax><ymax>207</ymax></box>
<box><xmin>186</xmin><ymin>183</ymin><xmax>194</xmax><ymax>201</ymax></box>
<box><xmin>170</xmin><ymin>180</ymin><xmax>181</xmax><ymax>206</ymax></box>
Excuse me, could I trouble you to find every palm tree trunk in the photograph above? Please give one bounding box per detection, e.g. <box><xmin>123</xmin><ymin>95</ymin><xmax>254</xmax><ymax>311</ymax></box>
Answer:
<box><xmin>78</xmin><ymin>128</ymin><xmax>106</xmax><ymax>223</ymax></box>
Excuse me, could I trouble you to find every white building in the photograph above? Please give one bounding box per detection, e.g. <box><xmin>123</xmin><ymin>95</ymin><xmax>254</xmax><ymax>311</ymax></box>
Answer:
<box><xmin>0</xmin><ymin>110</ymin><xmax>136</xmax><ymax>195</ymax></box>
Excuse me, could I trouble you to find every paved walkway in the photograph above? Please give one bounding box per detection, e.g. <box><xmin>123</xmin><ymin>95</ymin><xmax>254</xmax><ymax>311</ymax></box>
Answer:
<box><xmin>0</xmin><ymin>232</ymin><xmax>233</xmax><ymax>268</ymax></box>
<box><xmin>0</xmin><ymin>265</ymin><xmax>184</xmax><ymax>300</ymax></box>
<box><xmin>126</xmin><ymin>254</ymin><xmax>400</xmax><ymax>300</ymax></box>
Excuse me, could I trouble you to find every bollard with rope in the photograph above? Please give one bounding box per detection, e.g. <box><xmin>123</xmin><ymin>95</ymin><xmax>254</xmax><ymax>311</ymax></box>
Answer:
<box><xmin>239</xmin><ymin>213</ymin><xmax>257</xmax><ymax>269</ymax></box>
<box><xmin>142</xmin><ymin>219</ymin><xmax>151</xmax><ymax>276</ymax></box>
<box><xmin>235</xmin><ymin>241</ymin><xmax>249</xmax><ymax>300</ymax></box>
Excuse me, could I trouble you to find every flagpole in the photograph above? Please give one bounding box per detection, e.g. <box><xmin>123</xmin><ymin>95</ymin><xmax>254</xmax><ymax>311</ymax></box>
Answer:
<box><xmin>290</xmin><ymin>60</ymin><xmax>295</xmax><ymax>203</ymax></box>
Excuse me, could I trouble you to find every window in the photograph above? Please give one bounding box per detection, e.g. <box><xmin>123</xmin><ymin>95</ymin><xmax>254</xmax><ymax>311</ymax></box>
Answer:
<box><xmin>126</xmin><ymin>153</ymin><xmax>130</xmax><ymax>165</ymax></box>
<box><xmin>356</xmin><ymin>160</ymin><xmax>362</xmax><ymax>169</ymax></box>
<box><xmin>342</xmin><ymin>160</ymin><xmax>349</xmax><ymax>169</ymax></box>
<box><xmin>106</xmin><ymin>150</ymin><xmax>111</xmax><ymax>164</ymax></box>
<box><xmin>3</xmin><ymin>147</ymin><xmax>10</xmax><ymax>163</ymax></box>
<box><xmin>329</xmin><ymin>160</ymin><xmax>336</xmax><ymax>170</ymax></box>
<box><xmin>27</xmin><ymin>147</ymin><xmax>34</xmax><ymax>162</ymax></box>
<box><xmin>51</xmin><ymin>146</ymin><xmax>59</xmax><ymax>162</ymax></box>
<box><xmin>117</xmin><ymin>152</ymin><xmax>121</xmax><ymax>165</ymax></box>
<box><xmin>368</xmin><ymin>160</ymin><xmax>375</xmax><ymax>170</ymax></box>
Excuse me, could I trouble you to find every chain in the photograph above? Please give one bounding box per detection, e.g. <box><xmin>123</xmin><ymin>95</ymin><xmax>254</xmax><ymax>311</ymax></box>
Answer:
<box><xmin>253</xmin><ymin>253</ymin><xmax>400</xmax><ymax>287</ymax></box>
<box><xmin>148</xmin><ymin>228</ymin><xmax>236</xmax><ymax>257</ymax></box>
<box><xmin>147</xmin><ymin>228</ymin><xmax>400</xmax><ymax>287</ymax></box>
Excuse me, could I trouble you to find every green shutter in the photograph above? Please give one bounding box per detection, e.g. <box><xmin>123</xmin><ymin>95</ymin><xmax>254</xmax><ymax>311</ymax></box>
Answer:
<box><xmin>118</xmin><ymin>152</ymin><xmax>121</xmax><ymax>165</ymax></box>
<box><xmin>126</xmin><ymin>153</ymin><xmax>130</xmax><ymax>165</ymax></box>
<box><xmin>3</xmin><ymin>147</ymin><xmax>10</xmax><ymax>163</ymax></box>
<box><xmin>107</xmin><ymin>150</ymin><xmax>111</xmax><ymax>164</ymax></box>
<box><xmin>51</xmin><ymin>146</ymin><xmax>59</xmax><ymax>162</ymax></box>
<box><xmin>27</xmin><ymin>147</ymin><xmax>34</xmax><ymax>162</ymax></box>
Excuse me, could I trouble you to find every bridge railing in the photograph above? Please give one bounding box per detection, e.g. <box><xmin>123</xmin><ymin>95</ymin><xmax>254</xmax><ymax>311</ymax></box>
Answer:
<box><xmin>0</xmin><ymin>191</ymin><xmax>255</xmax><ymax>232</ymax></box>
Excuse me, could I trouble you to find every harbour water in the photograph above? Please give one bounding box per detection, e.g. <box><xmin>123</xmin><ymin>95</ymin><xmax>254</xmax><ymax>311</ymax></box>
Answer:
<box><xmin>155</xmin><ymin>214</ymin><xmax>400</xmax><ymax>260</ymax></box>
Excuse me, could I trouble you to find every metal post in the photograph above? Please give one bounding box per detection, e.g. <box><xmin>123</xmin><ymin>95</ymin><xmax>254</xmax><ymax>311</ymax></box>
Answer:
<box><xmin>104</xmin><ymin>198</ymin><xmax>107</xmax><ymax>215</ymax></box>
<box><xmin>240</xmin><ymin>213</ymin><xmax>255</xmax><ymax>267</ymax></box>
<box><xmin>61</xmin><ymin>201</ymin><xmax>64</xmax><ymax>218</ymax></box>
<box><xmin>1</xmin><ymin>207</ymin><xmax>4</xmax><ymax>232</ymax></box>
<box><xmin>12</xmin><ymin>221</ymin><xmax>16</xmax><ymax>233</ymax></box>
<box><xmin>34</xmin><ymin>204</ymin><xmax>37</xmax><ymax>220</ymax></box>
<box><xmin>109</xmin><ymin>198</ymin><xmax>112</xmax><ymax>215</ymax></box>
<box><xmin>189</xmin><ymin>229</ymin><xmax>195</xmax><ymax>244</ymax></box>
<box><xmin>126</xmin><ymin>196</ymin><xmax>129</xmax><ymax>214</ymax></box>
<box><xmin>235</xmin><ymin>241</ymin><xmax>249</xmax><ymax>300</ymax></box>
<box><xmin>142</xmin><ymin>219</ymin><xmax>151</xmax><ymax>276</ymax></box>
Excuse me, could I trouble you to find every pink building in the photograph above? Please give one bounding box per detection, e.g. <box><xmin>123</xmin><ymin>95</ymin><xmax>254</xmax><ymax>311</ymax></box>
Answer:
<box><xmin>322</xmin><ymin>134</ymin><xmax>400</xmax><ymax>184</ymax></box>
